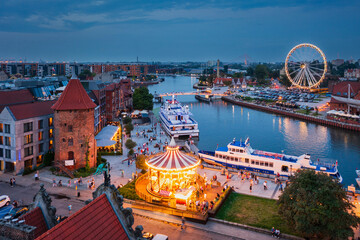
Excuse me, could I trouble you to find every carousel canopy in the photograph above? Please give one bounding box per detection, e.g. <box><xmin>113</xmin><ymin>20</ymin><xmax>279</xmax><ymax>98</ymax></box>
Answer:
<box><xmin>146</xmin><ymin>138</ymin><xmax>200</xmax><ymax>171</ymax></box>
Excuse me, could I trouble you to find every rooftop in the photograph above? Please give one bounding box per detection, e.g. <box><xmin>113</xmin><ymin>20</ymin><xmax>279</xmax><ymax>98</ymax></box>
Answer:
<box><xmin>6</xmin><ymin>100</ymin><xmax>56</xmax><ymax>120</ymax></box>
<box><xmin>51</xmin><ymin>78</ymin><xmax>97</xmax><ymax>111</ymax></box>
<box><xmin>36</xmin><ymin>194</ymin><xmax>129</xmax><ymax>240</ymax></box>
<box><xmin>95</xmin><ymin>125</ymin><xmax>119</xmax><ymax>147</ymax></box>
<box><xmin>19</xmin><ymin>207</ymin><xmax>49</xmax><ymax>239</ymax></box>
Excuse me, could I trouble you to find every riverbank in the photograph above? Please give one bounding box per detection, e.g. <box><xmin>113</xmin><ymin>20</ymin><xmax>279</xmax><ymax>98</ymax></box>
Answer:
<box><xmin>193</xmin><ymin>82</ymin><xmax>208</xmax><ymax>90</ymax></box>
<box><xmin>222</xmin><ymin>96</ymin><xmax>360</xmax><ymax>132</ymax></box>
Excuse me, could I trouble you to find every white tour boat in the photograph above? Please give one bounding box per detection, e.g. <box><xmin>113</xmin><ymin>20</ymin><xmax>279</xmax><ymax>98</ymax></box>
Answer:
<box><xmin>198</xmin><ymin>138</ymin><xmax>342</xmax><ymax>182</ymax></box>
<box><xmin>160</xmin><ymin>96</ymin><xmax>199</xmax><ymax>139</ymax></box>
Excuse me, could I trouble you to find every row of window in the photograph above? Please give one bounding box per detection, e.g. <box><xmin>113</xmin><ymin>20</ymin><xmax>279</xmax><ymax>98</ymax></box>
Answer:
<box><xmin>229</xmin><ymin>148</ymin><xmax>244</xmax><ymax>153</ymax></box>
<box><xmin>0</xmin><ymin>142</ymin><xmax>50</xmax><ymax>160</ymax></box>
<box><xmin>0</xmin><ymin>118</ymin><xmax>53</xmax><ymax>135</ymax></box>
<box><xmin>215</xmin><ymin>153</ymin><xmax>274</xmax><ymax>168</ymax></box>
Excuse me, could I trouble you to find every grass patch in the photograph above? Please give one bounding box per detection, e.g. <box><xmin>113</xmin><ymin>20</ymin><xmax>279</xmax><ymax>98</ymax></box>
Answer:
<box><xmin>216</xmin><ymin>193</ymin><xmax>296</xmax><ymax>236</ymax></box>
<box><xmin>73</xmin><ymin>167</ymin><xmax>96</xmax><ymax>178</ymax></box>
<box><xmin>118</xmin><ymin>180</ymin><xmax>141</xmax><ymax>200</ymax></box>
<box><xmin>295</xmin><ymin>109</ymin><xmax>311</xmax><ymax>115</ymax></box>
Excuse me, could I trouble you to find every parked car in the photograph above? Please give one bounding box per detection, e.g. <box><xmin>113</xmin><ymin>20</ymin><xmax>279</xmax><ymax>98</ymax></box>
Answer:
<box><xmin>153</xmin><ymin>234</ymin><xmax>169</xmax><ymax>240</ymax></box>
<box><xmin>0</xmin><ymin>195</ymin><xmax>10</xmax><ymax>208</ymax></box>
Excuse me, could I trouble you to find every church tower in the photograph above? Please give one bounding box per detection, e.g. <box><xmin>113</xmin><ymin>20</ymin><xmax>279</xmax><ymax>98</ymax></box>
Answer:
<box><xmin>52</xmin><ymin>75</ymin><xmax>97</xmax><ymax>170</ymax></box>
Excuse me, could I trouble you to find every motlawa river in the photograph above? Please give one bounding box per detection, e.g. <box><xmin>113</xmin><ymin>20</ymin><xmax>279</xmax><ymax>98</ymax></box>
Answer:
<box><xmin>148</xmin><ymin>75</ymin><xmax>360</xmax><ymax>187</ymax></box>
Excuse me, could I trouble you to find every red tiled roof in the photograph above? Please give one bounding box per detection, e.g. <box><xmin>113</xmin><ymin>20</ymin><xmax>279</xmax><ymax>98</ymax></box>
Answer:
<box><xmin>332</xmin><ymin>81</ymin><xmax>360</xmax><ymax>96</ymax></box>
<box><xmin>0</xmin><ymin>89</ymin><xmax>34</xmax><ymax>107</ymax></box>
<box><xmin>7</xmin><ymin>100</ymin><xmax>56</xmax><ymax>120</ymax></box>
<box><xmin>19</xmin><ymin>207</ymin><xmax>49</xmax><ymax>238</ymax></box>
<box><xmin>36</xmin><ymin>194</ymin><xmax>129</xmax><ymax>240</ymax></box>
<box><xmin>214</xmin><ymin>77</ymin><xmax>232</xmax><ymax>84</ymax></box>
<box><xmin>52</xmin><ymin>78</ymin><xmax>96</xmax><ymax>110</ymax></box>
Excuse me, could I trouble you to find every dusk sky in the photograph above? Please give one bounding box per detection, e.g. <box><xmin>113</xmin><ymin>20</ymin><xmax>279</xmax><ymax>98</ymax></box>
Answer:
<box><xmin>0</xmin><ymin>0</ymin><xmax>359</xmax><ymax>63</ymax></box>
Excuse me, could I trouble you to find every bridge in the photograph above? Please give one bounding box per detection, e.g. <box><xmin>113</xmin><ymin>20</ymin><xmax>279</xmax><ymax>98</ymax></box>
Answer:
<box><xmin>154</xmin><ymin>91</ymin><xmax>227</xmax><ymax>97</ymax></box>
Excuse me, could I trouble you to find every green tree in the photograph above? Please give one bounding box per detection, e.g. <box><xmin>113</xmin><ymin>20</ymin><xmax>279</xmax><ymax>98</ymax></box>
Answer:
<box><xmin>132</xmin><ymin>87</ymin><xmax>154</xmax><ymax>110</ymax></box>
<box><xmin>254</xmin><ymin>64</ymin><xmax>269</xmax><ymax>81</ymax></box>
<box><xmin>136</xmin><ymin>154</ymin><xmax>148</xmax><ymax>171</ymax></box>
<box><xmin>305</xmin><ymin>106</ymin><xmax>310</xmax><ymax>115</ymax></box>
<box><xmin>246</xmin><ymin>67</ymin><xmax>254</xmax><ymax>76</ymax></box>
<box><xmin>232</xmin><ymin>72</ymin><xmax>244</xmax><ymax>78</ymax></box>
<box><xmin>43</xmin><ymin>151</ymin><xmax>55</xmax><ymax>166</ymax></box>
<box><xmin>125</xmin><ymin>139</ymin><xmax>137</xmax><ymax>150</ymax></box>
<box><xmin>278</xmin><ymin>170</ymin><xmax>360</xmax><ymax>239</ymax></box>
<box><xmin>123</xmin><ymin>116</ymin><xmax>132</xmax><ymax>125</ymax></box>
<box><xmin>279</xmin><ymin>74</ymin><xmax>292</xmax><ymax>87</ymax></box>
<box><xmin>78</xmin><ymin>69</ymin><xmax>95</xmax><ymax>80</ymax></box>
<box><xmin>125</xmin><ymin>123</ymin><xmax>134</xmax><ymax>135</ymax></box>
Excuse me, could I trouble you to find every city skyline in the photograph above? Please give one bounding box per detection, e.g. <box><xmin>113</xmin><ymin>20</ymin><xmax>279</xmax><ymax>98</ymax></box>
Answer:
<box><xmin>0</xmin><ymin>0</ymin><xmax>359</xmax><ymax>62</ymax></box>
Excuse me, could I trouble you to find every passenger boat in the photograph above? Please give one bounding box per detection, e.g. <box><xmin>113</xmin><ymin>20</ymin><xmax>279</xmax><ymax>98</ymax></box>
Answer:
<box><xmin>160</xmin><ymin>96</ymin><xmax>199</xmax><ymax>139</ymax></box>
<box><xmin>198</xmin><ymin>138</ymin><xmax>342</xmax><ymax>182</ymax></box>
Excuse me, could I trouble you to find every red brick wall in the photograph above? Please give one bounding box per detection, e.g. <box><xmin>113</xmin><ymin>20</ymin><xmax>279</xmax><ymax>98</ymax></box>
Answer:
<box><xmin>54</xmin><ymin>109</ymin><xmax>96</xmax><ymax>169</ymax></box>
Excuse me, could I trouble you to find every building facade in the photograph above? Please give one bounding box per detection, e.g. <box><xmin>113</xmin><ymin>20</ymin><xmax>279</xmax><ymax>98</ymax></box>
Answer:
<box><xmin>52</xmin><ymin>77</ymin><xmax>97</xmax><ymax>170</ymax></box>
<box><xmin>0</xmin><ymin>101</ymin><xmax>55</xmax><ymax>174</ymax></box>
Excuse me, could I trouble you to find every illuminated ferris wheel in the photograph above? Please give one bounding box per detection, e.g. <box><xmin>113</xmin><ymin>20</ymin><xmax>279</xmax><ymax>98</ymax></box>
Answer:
<box><xmin>285</xmin><ymin>43</ymin><xmax>327</xmax><ymax>90</ymax></box>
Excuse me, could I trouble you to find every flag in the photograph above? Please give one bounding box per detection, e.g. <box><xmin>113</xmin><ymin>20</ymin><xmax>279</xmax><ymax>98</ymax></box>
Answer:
<box><xmin>336</xmin><ymin>160</ymin><xmax>338</xmax><ymax>166</ymax></box>
<box><xmin>245</xmin><ymin>137</ymin><xmax>249</xmax><ymax>145</ymax></box>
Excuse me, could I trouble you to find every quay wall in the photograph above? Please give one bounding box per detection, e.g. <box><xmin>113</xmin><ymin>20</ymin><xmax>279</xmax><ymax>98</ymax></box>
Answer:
<box><xmin>222</xmin><ymin>96</ymin><xmax>360</xmax><ymax>132</ymax></box>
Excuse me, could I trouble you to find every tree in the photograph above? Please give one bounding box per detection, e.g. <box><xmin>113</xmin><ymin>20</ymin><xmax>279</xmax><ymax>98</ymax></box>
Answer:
<box><xmin>43</xmin><ymin>151</ymin><xmax>54</xmax><ymax>166</ymax></box>
<box><xmin>136</xmin><ymin>154</ymin><xmax>148</xmax><ymax>171</ymax></box>
<box><xmin>125</xmin><ymin>139</ymin><xmax>137</xmax><ymax>150</ymax></box>
<box><xmin>254</xmin><ymin>64</ymin><xmax>269</xmax><ymax>81</ymax></box>
<box><xmin>125</xmin><ymin>123</ymin><xmax>134</xmax><ymax>135</ymax></box>
<box><xmin>278</xmin><ymin>170</ymin><xmax>360</xmax><ymax>239</ymax></box>
<box><xmin>123</xmin><ymin>116</ymin><xmax>132</xmax><ymax>125</ymax></box>
<box><xmin>246</xmin><ymin>67</ymin><xmax>254</xmax><ymax>76</ymax></box>
<box><xmin>233</xmin><ymin>72</ymin><xmax>243</xmax><ymax>78</ymax></box>
<box><xmin>132</xmin><ymin>87</ymin><xmax>154</xmax><ymax>110</ymax></box>
<box><xmin>78</xmin><ymin>69</ymin><xmax>95</xmax><ymax>80</ymax></box>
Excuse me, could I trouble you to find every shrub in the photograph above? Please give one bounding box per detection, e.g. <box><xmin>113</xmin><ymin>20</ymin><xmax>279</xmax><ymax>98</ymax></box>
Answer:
<box><xmin>118</xmin><ymin>180</ymin><xmax>141</xmax><ymax>200</ymax></box>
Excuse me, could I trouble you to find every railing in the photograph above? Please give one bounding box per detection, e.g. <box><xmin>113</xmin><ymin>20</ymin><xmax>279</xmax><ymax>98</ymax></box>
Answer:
<box><xmin>55</xmin><ymin>162</ymin><xmax>74</xmax><ymax>178</ymax></box>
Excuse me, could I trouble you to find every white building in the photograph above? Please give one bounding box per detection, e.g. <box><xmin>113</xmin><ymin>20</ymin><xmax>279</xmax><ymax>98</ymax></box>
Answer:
<box><xmin>0</xmin><ymin>100</ymin><xmax>55</xmax><ymax>174</ymax></box>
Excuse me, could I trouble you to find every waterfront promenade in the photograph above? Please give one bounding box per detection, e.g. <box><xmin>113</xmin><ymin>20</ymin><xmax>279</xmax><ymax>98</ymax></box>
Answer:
<box><xmin>222</xmin><ymin>96</ymin><xmax>360</xmax><ymax>132</ymax></box>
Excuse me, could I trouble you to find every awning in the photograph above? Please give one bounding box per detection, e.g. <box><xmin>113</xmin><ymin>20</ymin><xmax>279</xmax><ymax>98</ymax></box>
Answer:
<box><xmin>95</xmin><ymin>125</ymin><xmax>119</xmax><ymax>147</ymax></box>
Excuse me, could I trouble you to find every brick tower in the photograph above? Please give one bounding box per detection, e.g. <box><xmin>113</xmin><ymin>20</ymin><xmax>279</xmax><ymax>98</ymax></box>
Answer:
<box><xmin>52</xmin><ymin>75</ymin><xmax>97</xmax><ymax>170</ymax></box>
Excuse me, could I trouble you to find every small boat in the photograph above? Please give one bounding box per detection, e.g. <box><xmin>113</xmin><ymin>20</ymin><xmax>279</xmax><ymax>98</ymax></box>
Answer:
<box><xmin>195</xmin><ymin>94</ymin><xmax>212</xmax><ymax>103</ymax></box>
<box><xmin>198</xmin><ymin>137</ymin><xmax>342</xmax><ymax>182</ymax></box>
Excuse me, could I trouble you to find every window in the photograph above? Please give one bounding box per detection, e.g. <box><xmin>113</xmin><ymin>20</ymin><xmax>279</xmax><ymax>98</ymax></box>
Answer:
<box><xmin>269</xmin><ymin>163</ymin><xmax>274</xmax><ymax>168</ymax></box>
<box><xmin>49</xmin><ymin>129</ymin><xmax>53</xmax><ymax>138</ymax></box>
<box><xmin>39</xmin><ymin>143</ymin><xmax>44</xmax><ymax>153</ymax></box>
<box><xmin>68</xmin><ymin>137</ymin><xmax>73</xmax><ymax>146</ymax></box>
<box><xmin>48</xmin><ymin>117</ymin><xmax>53</xmax><ymax>126</ymax></box>
<box><xmin>4</xmin><ymin>124</ymin><xmax>10</xmax><ymax>133</ymax></box>
<box><xmin>36</xmin><ymin>155</ymin><xmax>43</xmax><ymax>165</ymax></box>
<box><xmin>260</xmin><ymin>161</ymin><xmax>264</xmax><ymax>166</ymax></box>
<box><xmin>49</xmin><ymin>140</ymin><xmax>53</xmax><ymax>149</ymax></box>
<box><xmin>0</xmin><ymin>123</ymin><xmax>3</xmax><ymax>132</ymax></box>
<box><xmin>38</xmin><ymin>120</ymin><xmax>44</xmax><ymax>129</ymax></box>
<box><xmin>68</xmin><ymin>125</ymin><xmax>73</xmax><ymax>132</ymax></box>
<box><xmin>0</xmin><ymin>148</ymin><xmax>3</xmax><ymax>157</ymax></box>
<box><xmin>264</xmin><ymin>162</ymin><xmax>269</xmax><ymax>167</ymax></box>
<box><xmin>24</xmin><ymin>134</ymin><xmax>33</xmax><ymax>145</ymax></box>
<box><xmin>281</xmin><ymin>165</ymin><xmax>289</xmax><ymax>172</ymax></box>
<box><xmin>251</xmin><ymin>160</ymin><xmax>255</xmax><ymax>165</ymax></box>
<box><xmin>25</xmin><ymin>159</ymin><xmax>32</xmax><ymax>169</ymax></box>
<box><xmin>255</xmin><ymin>161</ymin><xmax>259</xmax><ymax>165</ymax></box>
<box><xmin>24</xmin><ymin>122</ymin><xmax>33</xmax><ymax>132</ymax></box>
<box><xmin>0</xmin><ymin>136</ymin><xmax>2</xmax><ymax>145</ymax></box>
<box><xmin>62</xmin><ymin>138</ymin><xmax>66</xmax><ymax>142</ymax></box>
<box><xmin>38</xmin><ymin>131</ymin><xmax>43</xmax><ymax>141</ymax></box>
<box><xmin>5</xmin><ymin>149</ymin><xmax>11</xmax><ymax>159</ymax></box>
<box><xmin>240</xmin><ymin>149</ymin><xmax>244</xmax><ymax>153</ymax></box>
<box><xmin>24</xmin><ymin>146</ymin><xmax>33</xmax><ymax>157</ymax></box>
<box><xmin>245</xmin><ymin>158</ymin><xmax>249</xmax><ymax>163</ymax></box>
<box><xmin>5</xmin><ymin>137</ymin><xmax>10</xmax><ymax>146</ymax></box>
<box><xmin>68</xmin><ymin>151</ymin><xmax>74</xmax><ymax>160</ymax></box>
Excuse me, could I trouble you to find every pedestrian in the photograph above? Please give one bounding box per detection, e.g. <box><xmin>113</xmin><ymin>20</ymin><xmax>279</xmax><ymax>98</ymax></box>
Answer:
<box><xmin>67</xmin><ymin>179</ymin><xmax>71</xmax><ymax>187</ymax></box>
<box><xmin>35</xmin><ymin>171</ymin><xmax>39</xmax><ymax>181</ymax></box>
<box><xmin>52</xmin><ymin>178</ymin><xmax>56</xmax><ymax>187</ymax></box>
<box><xmin>271</xmin><ymin>227</ymin><xmax>275</xmax><ymax>237</ymax></box>
<box><xmin>12</xmin><ymin>178</ymin><xmax>16</xmax><ymax>187</ymax></box>
<box><xmin>10</xmin><ymin>178</ymin><xmax>13</xmax><ymax>187</ymax></box>
<box><xmin>181</xmin><ymin>216</ymin><xmax>185</xmax><ymax>229</ymax></box>
<box><xmin>279</xmin><ymin>182</ymin><xmax>283</xmax><ymax>192</ymax></box>
<box><xmin>68</xmin><ymin>204</ymin><xmax>72</xmax><ymax>215</ymax></box>
<box><xmin>250</xmin><ymin>182</ymin><xmax>253</xmax><ymax>192</ymax></box>
<box><xmin>263</xmin><ymin>181</ymin><xmax>267</xmax><ymax>190</ymax></box>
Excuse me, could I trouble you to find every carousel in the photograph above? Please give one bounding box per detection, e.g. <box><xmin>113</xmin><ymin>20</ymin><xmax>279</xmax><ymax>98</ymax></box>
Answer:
<box><xmin>145</xmin><ymin>138</ymin><xmax>202</xmax><ymax>204</ymax></box>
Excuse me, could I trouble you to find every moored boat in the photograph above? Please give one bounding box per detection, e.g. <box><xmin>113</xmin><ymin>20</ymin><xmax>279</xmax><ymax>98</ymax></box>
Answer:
<box><xmin>198</xmin><ymin>138</ymin><xmax>342</xmax><ymax>182</ymax></box>
<box><xmin>160</xmin><ymin>95</ymin><xmax>199</xmax><ymax>139</ymax></box>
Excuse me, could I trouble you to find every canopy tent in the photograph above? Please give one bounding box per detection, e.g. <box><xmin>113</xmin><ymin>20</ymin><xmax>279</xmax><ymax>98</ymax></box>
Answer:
<box><xmin>95</xmin><ymin>125</ymin><xmax>120</xmax><ymax>147</ymax></box>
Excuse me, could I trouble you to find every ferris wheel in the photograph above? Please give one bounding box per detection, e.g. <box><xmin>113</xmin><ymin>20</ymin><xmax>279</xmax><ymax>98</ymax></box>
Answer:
<box><xmin>285</xmin><ymin>43</ymin><xmax>327</xmax><ymax>89</ymax></box>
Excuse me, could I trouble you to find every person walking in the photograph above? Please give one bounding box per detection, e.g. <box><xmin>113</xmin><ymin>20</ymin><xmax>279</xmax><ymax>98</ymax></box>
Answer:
<box><xmin>52</xmin><ymin>178</ymin><xmax>56</xmax><ymax>187</ymax></box>
<box><xmin>279</xmin><ymin>182</ymin><xmax>283</xmax><ymax>192</ymax></box>
<box><xmin>250</xmin><ymin>182</ymin><xmax>253</xmax><ymax>192</ymax></box>
<box><xmin>34</xmin><ymin>171</ymin><xmax>39</xmax><ymax>181</ymax></box>
<box><xmin>12</xmin><ymin>178</ymin><xmax>16</xmax><ymax>187</ymax></box>
<box><xmin>181</xmin><ymin>216</ymin><xmax>185</xmax><ymax>230</ymax></box>
<box><xmin>68</xmin><ymin>204</ymin><xmax>72</xmax><ymax>215</ymax></box>
<box><xmin>263</xmin><ymin>181</ymin><xmax>268</xmax><ymax>190</ymax></box>
<box><xmin>10</xmin><ymin>178</ymin><xmax>13</xmax><ymax>187</ymax></box>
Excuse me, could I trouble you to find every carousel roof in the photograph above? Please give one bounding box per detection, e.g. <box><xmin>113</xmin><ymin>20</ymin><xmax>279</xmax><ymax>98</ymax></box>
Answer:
<box><xmin>146</xmin><ymin>138</ymin><xmax>200</xmax><ymax>171</ymax></box>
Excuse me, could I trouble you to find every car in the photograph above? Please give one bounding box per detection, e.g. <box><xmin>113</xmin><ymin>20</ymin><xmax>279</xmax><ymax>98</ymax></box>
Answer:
<box><xmin>0</xmin><ymin>195</ymin><xmax>10</xmax><ymax>208</ymax></box>
<box><xmin>5</xmin><ymin>206</ymin><xmax>28</xmax><ymax>219</ymax></box>
<box><xmin>143</xmin><ymin>232</ymin><xmax>154</xmax><ymax>239</ymax></box>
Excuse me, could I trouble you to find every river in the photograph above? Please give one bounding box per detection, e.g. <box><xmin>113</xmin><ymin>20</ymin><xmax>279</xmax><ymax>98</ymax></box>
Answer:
<box><xmin>148</xmin><ymin>75</ymin><xmax>360</xmax><ymax>187</ymax></box>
